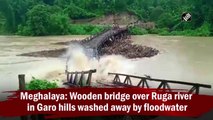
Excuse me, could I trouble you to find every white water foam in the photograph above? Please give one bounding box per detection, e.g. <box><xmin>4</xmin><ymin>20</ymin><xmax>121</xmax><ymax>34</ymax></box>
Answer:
<box><xmin>24</xmin><ymin>43</ymin><xmax>136</xmax><ymax>86</ymax></box>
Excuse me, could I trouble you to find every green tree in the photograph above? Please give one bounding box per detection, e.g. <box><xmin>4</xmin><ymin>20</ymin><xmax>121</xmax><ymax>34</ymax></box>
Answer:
<box><xmin>157</xmin><ymin>13</ymin><xmax>176</xmax><ymax>29</ymax></box>
<box><xmin>150</xmin><ymin>6</ymin><xmax>164</xmax><ymax>21</ymax></box>
<box><xmin>64</xmin><ymin>3</ymin><xmax>96</xmax><ymax>19</ymax></box>
<box><xmin>43</xmin><ymin>0</ymin><xmax>55</xmax><ymax>5</ymax></box>
<box><xmin>0</xmin><ymin>0</ymin><xmax>15</xmax><ymax>32</ymax></box>
<box><xmin>1</xmin><ymin>0</ymin><xmax>213</xmax><ymax>36</ymax></box>
<box><xmin>24</xmin><ymin>5</ymin><xmax>51</xmax><ymax>35</ymax></box>
<box><xmin>0</xmin><ymin>12</ymin><xmax>5</xmax><ymax>33</ymax></box>
<box><xmin>48</xmin><ymin>13</ymin><xmax>70</xmax><ymax>35</ymax></box>
<box><xmin>115</xmin><ymin>0</ymin><xmax>127</xmax><ymax>12</ymax></box>
<box><xmin>18</xmin><ymin>4</ymin><xmax>70</xmax><ymax>36</ymax></box>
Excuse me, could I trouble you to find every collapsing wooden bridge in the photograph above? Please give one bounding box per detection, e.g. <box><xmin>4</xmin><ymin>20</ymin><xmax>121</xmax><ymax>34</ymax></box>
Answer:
<box><xmin>63</xmin><ymin>69</ymin><xmax>211</xmax><ymax>94</ymax></box>
<box><xmin>78</xmin><ymin>23</ymin><xmax>135</xmax><ymax>57</ymax></box>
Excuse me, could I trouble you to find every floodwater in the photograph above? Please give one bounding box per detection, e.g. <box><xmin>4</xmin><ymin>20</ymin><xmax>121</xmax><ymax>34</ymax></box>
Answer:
<box><xmin>0</xmin><ymin>35</ymin><xmax>212</xmax><ymax>96</ymax></box>
<box><xmin>0</xmin><ymin>35</ymin><xmax>87</xmax><ymax>96</ymax></box>
<box><xmin>132</xmin><ymin>35</ymin><xmax>213</xmax><ymax>94</ymax></box>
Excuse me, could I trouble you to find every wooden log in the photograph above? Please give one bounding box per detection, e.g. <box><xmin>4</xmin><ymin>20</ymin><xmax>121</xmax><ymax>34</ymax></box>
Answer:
<box><xmin>66</xmin><ymin>73</ymin><xmax>69</xmax><ymax>82</ymax></box>
<box><xmin>196</xmin><ymin>86</ymin><xmax>200</xmax><ymax>94</ymax></box>
<box><xmin>73</xmin><ymin>73</ymin><xmax>78</xmax><ymax>85</ymax></box>
<box><xmin>86</xmin><ymin>70</ymin><xmax>96</xmax><ymax>86</ymax></box>
<box><xmin>69</xmin><ymin>74</ymin><xmax>73</xmax><ymax>83</ymax></box>
<box><xmin>19</xmin><ymin>74</ymin><xmax>26</xmax><ymax>90</ymax></box>
<box><xmin>18</xmin><ymin>74</ymin><xmax>28</xmax><ymax>120</ymax></box>
<box><xmin>79</xmin><ymin>72</ymin><xmax>84</xmax><ymax>86</ymax></box>
<box><xmin>67</xmin><ymin>69</ymin><xmax>96</xmax><ymax>74</ymax></box>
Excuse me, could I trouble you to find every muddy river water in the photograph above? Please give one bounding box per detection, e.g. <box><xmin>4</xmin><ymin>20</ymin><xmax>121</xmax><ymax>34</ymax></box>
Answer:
<box><xmin>0</xmin><ymin>35</ymin><xmax>212</xmax><ymax>96</ymax></box>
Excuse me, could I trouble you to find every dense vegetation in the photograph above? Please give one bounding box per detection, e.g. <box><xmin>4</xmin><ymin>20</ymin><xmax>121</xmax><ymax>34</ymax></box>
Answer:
<box><xmin>0</xmin><ymin>0</ymin><xmax>213</xmax><ymax>36</ymax></box>
<box><xmin>26</xmin><ymin>77</ymin><xmax>58</xmax><ymax>90</ymax></box>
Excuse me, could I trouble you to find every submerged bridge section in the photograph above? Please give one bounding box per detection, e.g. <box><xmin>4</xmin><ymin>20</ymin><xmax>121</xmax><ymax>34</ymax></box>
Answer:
<box><xmin>69</xmin><ymin>21</ymin><xmax>140</xmax><ymax>58</ymax></box>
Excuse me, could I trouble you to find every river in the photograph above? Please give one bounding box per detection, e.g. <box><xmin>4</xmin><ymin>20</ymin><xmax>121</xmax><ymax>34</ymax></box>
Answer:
<box><xmin>0</xmin><ymin>35</ymin><xmax>212</xmax><ymax>97</ymax></box>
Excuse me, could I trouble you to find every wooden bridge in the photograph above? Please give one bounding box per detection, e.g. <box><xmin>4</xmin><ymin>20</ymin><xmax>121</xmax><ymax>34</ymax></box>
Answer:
<box><xmin>64</xmin><ymin>69</ymin><xmax>96</xmax><ymax>87</ymax></box>
<box><xmin>84</xmin><ymin>27</ymin><xmax>128</xmax><ymax>49</ymax></box>
<box><xmin>63</xmin><ymin>69</ymin><xmax>211</xmax><ymax>94</ymax></box>
<box><xmin>77</xmin><ymin>24</ymin><xmax>133</xmax><ymax>57</ymax></box>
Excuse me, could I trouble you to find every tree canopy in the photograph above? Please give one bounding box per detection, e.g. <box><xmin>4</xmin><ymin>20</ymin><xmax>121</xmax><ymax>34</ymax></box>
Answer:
<box><xmin>0</xmin><ymin>0</ymin><xmax>212</xmax><ymax>36</ymax></box>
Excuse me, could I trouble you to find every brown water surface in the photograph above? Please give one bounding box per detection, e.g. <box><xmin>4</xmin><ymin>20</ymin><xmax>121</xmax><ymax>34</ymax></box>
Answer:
<box><xmin>0</xmin><ymin>35</ymin><xmax>212</xmax><ymax>95</ymax></box>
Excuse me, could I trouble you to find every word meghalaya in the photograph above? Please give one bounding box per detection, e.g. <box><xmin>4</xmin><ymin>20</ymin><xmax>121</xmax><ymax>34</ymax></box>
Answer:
<box><xmin>20</xmin><ymin>91</ymin><xmax>193</xmax><ymax>102</ymax></box>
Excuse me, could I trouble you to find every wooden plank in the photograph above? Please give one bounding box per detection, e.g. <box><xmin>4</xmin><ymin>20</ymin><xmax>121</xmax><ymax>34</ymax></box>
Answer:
<box><xmin>86</xmin><ymin>70</ymin><xmax>93</xmax><ymax>86</ymax></box>
<box><xmin>79</xmin><ymin>72</ymin><xmax>84</xmax><ymax>86</ymax></box>
<box><xmin>66</xmin><ymin>69</ymin><xmax>97</xmax><ymax>86</ymax></box>
<box><xmin>19</xmin><ymin>74</ymin><xmax>26</xmax><ymax>90</ymax></box>
<box><xmin>18</xmin><ymin>74</ymin><xmax>28</xmax><ymax>120</ymax></box>
<box><xmin>67</xmin><ymin>69</ymin><xmax>96</xmax><ymax>74</ymax></box>
<box><xmin>73</xmin><ymin>73</ymin><xmax>78</xmax><ymax>85</ymax></box>
<box><xmin>69</xmin><ymin>74</ymin><xmax>73</xmax><ymax>83</ymax></box>
<box><xmin>66</xmin><ymin>73</ymin><xmax>69</xmax><ymax>82</ymax></box>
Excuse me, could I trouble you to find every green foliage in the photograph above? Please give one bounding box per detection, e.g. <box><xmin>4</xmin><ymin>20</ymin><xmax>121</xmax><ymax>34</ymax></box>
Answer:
<box><xmin>150</xmin><ymin>6</ymin><xmax>164</xmax><ymax>21</ymax></box>
<box><xmin>0</xmin><ymin>13</ymin><xmax>5</xmax><ymax>34</ymax></box>
<box><xmin>69</xmin><ymin>24</ymin><xmax>105</xmax><ymax>35</ymax></box>
<box><xmin>195</xmin><ymin>22</ymin><xmax>211</xmax><ymax>36</ymax></box>
<box><xmin>17</xmin><ymin>5</ymin><xmax>70</xmax><ymax>36</ymax></box>
<box><xmin>157</xmin><ymin>28</ymin><xmax>170</xmax><ymax>35</ymax></box>
<box><xmin>129</xmin><ymin>26</ymin><xmax>148</xmax><ymax>35</ymax></box>
<box><xmin>17</xmin><ymin>5</ymin><xmax>51</xmax><ymax>36</ymax></box>
<box><xmin>148</xmin><ymin>28</ymin><xmax>169</xmax><ymax>35</ymax></box>
<box><xmin>157</xmin><ymin>13</ymin><xmax>176</xmax><ymax>29</ymax></box>
<box><xmin>43</xmin><ymin>0</ymin><xmax>55</xmax><ymax>5</ymax></box>
<box><xmin>1</xmin><ymin>0</ymin><xmax>213</xmax><ymax>36</ymax></box>
<box><xmin>0</xmin><ymin>0</ymin><xmax>15</xmax><ymax>32</ymax></box>
<box><xmin>153</xmin><ymin>23</ymin><xmax>211</xmax><ymax>36</ymax></box>
<box><xmin>26</xmin><ymin>77</ymin><xmax>58</xmax><ymax>90</ymax></box>
<box><xmin>48</xmin><ymin>13</ymin><xmax>70</xmax><ymax>35</ymax></box>
<box><xmin>114</xmin><ymin>0</ymin><xmax>127</xmax><ymax>12</ymax></box>
<box><xmin>64</xmin><ymin>4</ymin><xmax>96</xmax><ymax>19</ymax></box>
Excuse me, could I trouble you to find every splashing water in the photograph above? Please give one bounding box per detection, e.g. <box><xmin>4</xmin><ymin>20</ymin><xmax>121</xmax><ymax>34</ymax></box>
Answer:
<box><xmin>25</xmin><ymin>43</ymin><xmax>136</xmax><ymax>86</ymax></box>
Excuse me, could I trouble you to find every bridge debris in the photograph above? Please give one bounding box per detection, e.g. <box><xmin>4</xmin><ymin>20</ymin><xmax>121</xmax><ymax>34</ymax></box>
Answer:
<box><xmin>100</xmin><ymin>39</ymin><xmax>159</xmax><ymax>59</ymax></box>
<box><xmin>18</xmin><ymin>40</ymin><xmax>159</xmax><ymax>59</ymax></box>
